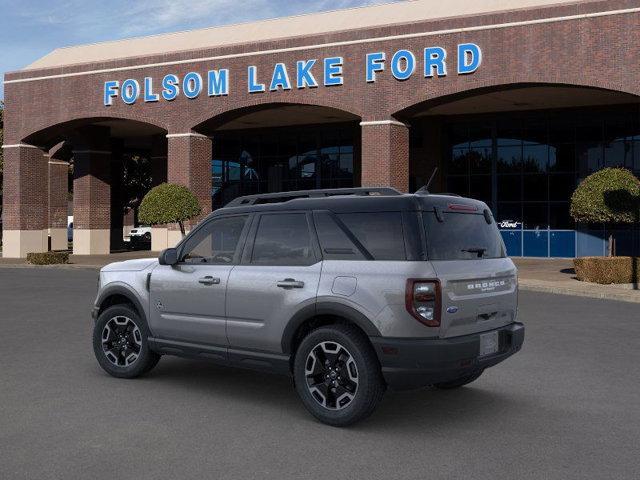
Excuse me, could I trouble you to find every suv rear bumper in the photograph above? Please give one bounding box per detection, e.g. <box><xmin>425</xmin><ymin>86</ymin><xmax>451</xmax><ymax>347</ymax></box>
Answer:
<box><xmin>370</xmin><ymin>322</ymin><xmax>524</xmax><ymax>390</ymax></box>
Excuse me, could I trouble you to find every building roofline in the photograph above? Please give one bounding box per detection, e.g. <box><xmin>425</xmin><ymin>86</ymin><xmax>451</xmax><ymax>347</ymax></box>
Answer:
<box><xmin>18</xmin><ymin>0</ymin><xmax>598</xmax><ymax>72</ymax></box>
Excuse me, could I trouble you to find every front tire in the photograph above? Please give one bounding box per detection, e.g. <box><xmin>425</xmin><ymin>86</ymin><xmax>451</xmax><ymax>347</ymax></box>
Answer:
<box><xmin>93</xmin><ymin>304</ymin><xmax>160</xmax><ymax>378</ymax></box>
<box><xmin>293</xmin><ymin>325</ymin><xmax>385</xmax><ymax>427</ymax></box>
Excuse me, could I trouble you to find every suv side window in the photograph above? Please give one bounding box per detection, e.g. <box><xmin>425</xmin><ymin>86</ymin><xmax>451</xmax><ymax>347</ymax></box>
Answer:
<box><xmin>313</xmin><ymin>211</ymin><xmax>367</xmax><ymax>260</ymax></box>
<box><xmin>181</xmin><ymin>215</ymin><xmax>249</xmax><ymax>264</ymax></box>
<box><xmin>337</xmin><ymin>212</ymin><xmax>406</xmax><ymax>260</ymax></box>
<box><xmin>251</xmin><ymin>213</ymin><xmax>315</xmax><ymax>266</ymax></box>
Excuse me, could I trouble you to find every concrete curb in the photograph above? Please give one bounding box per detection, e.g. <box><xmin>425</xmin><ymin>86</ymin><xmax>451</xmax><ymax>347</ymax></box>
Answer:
<box><xmin>519</xmin><ymin>280</ymin><xmax>640</xmax><ymax>304</ymax></box>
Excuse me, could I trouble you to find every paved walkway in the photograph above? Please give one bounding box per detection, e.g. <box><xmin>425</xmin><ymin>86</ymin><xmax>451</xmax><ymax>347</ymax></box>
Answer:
<box><xmin>513</xmin><ymin>258</ymin><xmax>640</xmax><ymax>303</ymax></box>
<box><xmin>1</xmin><ymin>251</ymin><xmax>639</xmax><ymax>303</ymax></box>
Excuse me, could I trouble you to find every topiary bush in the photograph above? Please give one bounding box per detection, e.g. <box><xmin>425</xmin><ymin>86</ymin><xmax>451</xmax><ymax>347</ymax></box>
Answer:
<box><xmin>138</xmin><ymin>183</ymin><xmax>202</xmax><ymax>236</ymax></box>
<box><xmin>570</xmin><ymin>168</ymin><xmax>640</xmax><ymax>256</ymax></box>
<box><xmin>570</xmin><ymin>168</ymin><xmax>640</xmax><ymax>223</ymax></box>
<box><xmin>574</xmin><ymin>256</ymin><xmax>639</xmax><ymax>284</ymax></box>
<box><xmin>27</xmin><ymin>251</ymin><xmax>69</xmax><ymax>265</ymax></box>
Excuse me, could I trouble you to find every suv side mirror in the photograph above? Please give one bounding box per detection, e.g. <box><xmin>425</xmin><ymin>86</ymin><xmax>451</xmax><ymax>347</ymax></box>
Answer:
<box><xmin>159</xmin><ymin>248</ymin><xmax>178</xmax><ymax>266</ymax></box>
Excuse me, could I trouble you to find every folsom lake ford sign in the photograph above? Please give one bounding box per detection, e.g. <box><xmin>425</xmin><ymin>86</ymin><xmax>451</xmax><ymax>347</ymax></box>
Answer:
<box><xmin>103</xmin><ymin>43</ymin><xmax>482</xmax><ymax>106</ymax></box>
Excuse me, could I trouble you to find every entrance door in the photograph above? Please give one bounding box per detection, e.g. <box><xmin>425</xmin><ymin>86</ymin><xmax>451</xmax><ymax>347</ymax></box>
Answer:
<box><xmin>226</xmin><ymin>212</ymin><xmax>321</xmax><ymax>353</ymax></box>
<box><xmin>149</xmin><ymin>214</ymin><xmax>250</xmax><ymax>348</ymax></box>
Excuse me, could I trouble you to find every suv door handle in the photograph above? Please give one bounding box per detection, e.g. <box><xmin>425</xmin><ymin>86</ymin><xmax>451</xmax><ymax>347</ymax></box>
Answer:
<box><xmin>198</xmin><ymin>276</ymin><xmax>220</xmax><ymax>286</ymax></box>
<box><xmin>277</xmin><ymin>278</ymin><xmax>305</xmax><ymax>289</ymax></box>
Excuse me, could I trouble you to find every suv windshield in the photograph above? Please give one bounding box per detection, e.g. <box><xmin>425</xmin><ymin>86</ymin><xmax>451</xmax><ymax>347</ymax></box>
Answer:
<box><xmin>423</xmin><ymin>211</ymin><xmax>506</xmax><ymax>260</ymax></box>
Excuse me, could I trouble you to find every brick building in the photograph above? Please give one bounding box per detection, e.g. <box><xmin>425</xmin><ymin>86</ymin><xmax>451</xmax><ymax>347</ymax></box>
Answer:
<box><xmin>3</xmin><ymin>0</ymin><xmax>640</xmax><ymax>258</ymax></box>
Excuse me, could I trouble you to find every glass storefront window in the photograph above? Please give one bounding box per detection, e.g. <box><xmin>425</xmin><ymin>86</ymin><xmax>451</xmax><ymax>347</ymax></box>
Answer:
<box><xmin>443</xmin><ymin>105</ymin><xmax>640</xmax><ymax>232</ymax></box>
<box><xmin>523</xmin><ymin>203</ymin><xmax>548</xmax><ymax>229</ymax></box>
<box><xmin>604</xmin><ymin>140</ymin><xmax>632</xmax><ymax>168</ymax></box>
<box><xmin>211</xmin><ymin>123</ymin><xmax>357</xmax><ymax>209</ymax></box>
<box><xmin>497</xmin><ymin>145</ymin><xmax>522</xmax><ymax>173</ymax></box>
<box><xmin>523</xmin><ymin>144</ymin><xmax>548</xmax><ymax>173</ymax></box>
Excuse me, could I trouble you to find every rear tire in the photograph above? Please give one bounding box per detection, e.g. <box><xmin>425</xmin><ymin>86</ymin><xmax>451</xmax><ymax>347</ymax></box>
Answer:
<box><xmin>93</xmin><ymin>304</ymin><xmax>160</xmax><ymax>378</ymax></box>
<box><xmin>434</xmin><ymin>370</ymin><xmax>483</xmax><ymax>389</ymax></box>
<box><xmin>293</xmin><ymin>324</ymin><xmax>385</xmax><ymax>427</ymax></box>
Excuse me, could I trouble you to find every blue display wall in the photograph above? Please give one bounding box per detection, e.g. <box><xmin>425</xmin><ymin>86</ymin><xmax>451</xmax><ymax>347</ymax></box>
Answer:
<box><xmin>501</xmin><ymin>227</ymin><xmax>639</xmax><ymax>258</ymax></box>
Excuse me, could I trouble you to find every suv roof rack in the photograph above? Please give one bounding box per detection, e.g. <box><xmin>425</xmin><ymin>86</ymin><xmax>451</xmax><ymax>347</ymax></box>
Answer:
<box><xmin>225</xmin><ymin>187</ymin><xmax>401</xmax><ymax>207</ymax></box>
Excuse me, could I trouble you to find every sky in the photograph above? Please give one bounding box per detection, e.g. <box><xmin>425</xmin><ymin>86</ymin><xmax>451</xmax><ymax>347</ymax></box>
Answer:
<box><xmin>0</xmin><ymin>0</ymin><xmax>397</xmax><ymax>100</ymax></box>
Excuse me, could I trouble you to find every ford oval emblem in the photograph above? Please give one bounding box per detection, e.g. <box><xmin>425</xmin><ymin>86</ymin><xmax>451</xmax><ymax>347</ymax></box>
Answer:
<box><xmin>447</xmin><ymin>306</ymin><xmax>459</xmax><ymax>314</ymax></box>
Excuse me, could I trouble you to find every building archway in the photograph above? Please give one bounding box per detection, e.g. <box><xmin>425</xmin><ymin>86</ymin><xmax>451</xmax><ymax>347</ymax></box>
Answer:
<box><xmin>192</xmin><ymin>103</ymin><xmax>361</xmax><ymax>209</ymax></box>
<box><xmin>8</xmin><ymin>118</ymin><xmax>167</xmax><ymax>256</ymax></box>
<box><xmin>397</xmin><ymin>83</ymin><xmax>640</xmax><ymax>257</ymax></box>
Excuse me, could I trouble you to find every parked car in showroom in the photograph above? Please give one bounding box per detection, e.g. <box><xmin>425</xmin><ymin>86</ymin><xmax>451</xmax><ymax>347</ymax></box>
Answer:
<box><xmin>91</xmin><ymin>188</ymin><xmax>524</xmax><ymax>426</ymax></box>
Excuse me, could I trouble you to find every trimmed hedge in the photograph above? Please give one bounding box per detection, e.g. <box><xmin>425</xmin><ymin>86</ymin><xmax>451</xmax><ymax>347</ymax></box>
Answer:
<box><xmin>27</xmin><ymin>251</ymin><xmax>70</xmax><ymax>265</ymax></box>
<box><xmin>574</xmin><ymin>256</ymin><xmax>640</xmax><ymax>284</ymax></box>
<box><xmin>570</xmin><ymin>168</ymin><xmax>640</xmax><ymax>224</ymax></box>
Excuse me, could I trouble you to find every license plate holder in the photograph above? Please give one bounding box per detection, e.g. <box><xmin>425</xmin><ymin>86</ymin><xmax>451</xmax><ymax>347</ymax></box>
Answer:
<box><xmin>479</xmin><ymin>331</ymin><xmax>499</xmax><ymax>357</ymax></box>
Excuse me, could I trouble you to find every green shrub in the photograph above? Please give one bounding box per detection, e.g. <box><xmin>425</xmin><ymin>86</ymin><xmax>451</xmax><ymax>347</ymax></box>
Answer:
<box><xmin>138</xmin><ymin>183</ymin><xmax>202</xmax><ymax>235</ymax></box>
<box><xmin>570</xmin><ymin>168</ymin><xmax>640</xmax><ymax>224</ymax></box>
<box><xmin>573</xmin><ymin>256</ymin><xmax>640</xmax><ymax>284</ymax></box>
<box><xmin>27</xmin><ymin>251</ymin><xmax>70</xmax><ymax>265</ymax></box>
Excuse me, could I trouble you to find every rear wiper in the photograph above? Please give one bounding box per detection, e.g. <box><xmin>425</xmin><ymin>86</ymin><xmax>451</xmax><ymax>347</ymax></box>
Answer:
<box><xmin>461</xmin><ymin>247</ymin><xmax>487</xmax><ymax>258</ymax></box>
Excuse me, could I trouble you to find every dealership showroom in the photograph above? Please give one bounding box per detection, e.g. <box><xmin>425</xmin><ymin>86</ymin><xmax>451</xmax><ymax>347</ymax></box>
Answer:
<box><xmin>2</xmin><ymin>0</ymin><xmax>640</xmax><ymax>258</ymax></box>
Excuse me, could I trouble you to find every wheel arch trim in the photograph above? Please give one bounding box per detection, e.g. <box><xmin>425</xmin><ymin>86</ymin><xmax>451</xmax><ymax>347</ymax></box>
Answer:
<box><xmin>95</xmin><ymin>283</ymin><xmax>147</xmax><ymax>323</ymax></box>
<box><xmin>281</xmin><ymin>301</ymin><xmax>381</xmax><ymax>354</ymax></box>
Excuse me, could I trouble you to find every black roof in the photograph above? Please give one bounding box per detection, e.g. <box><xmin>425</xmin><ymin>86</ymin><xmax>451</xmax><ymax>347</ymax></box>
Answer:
<box><xmin>211</xmin><ymin>188</ymin><xmax>489</xmax><ymax>217</ymax></box>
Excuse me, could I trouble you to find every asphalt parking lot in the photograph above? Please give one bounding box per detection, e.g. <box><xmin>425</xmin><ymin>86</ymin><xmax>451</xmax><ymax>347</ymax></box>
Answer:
<box><xmin>1</xmin><ymin>267</ymin><xmax>639</xmax><ymax>480</ymax></box>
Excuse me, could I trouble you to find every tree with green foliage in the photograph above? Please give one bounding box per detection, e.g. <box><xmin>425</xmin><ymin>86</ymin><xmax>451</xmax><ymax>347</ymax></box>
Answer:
<box><xmin>121</xmin><ymin>153</ymin><xmax>152</xmax><ymax>223</ymax></box>
<box><xmin>570</xmin><ymin>167</ymin><xmax>640</xmax><ymax>256</ymax></box>
<box><xmin>138</xmin><ymin>183</ymin><xmax>201</xmax><ymax>236</ymax></box>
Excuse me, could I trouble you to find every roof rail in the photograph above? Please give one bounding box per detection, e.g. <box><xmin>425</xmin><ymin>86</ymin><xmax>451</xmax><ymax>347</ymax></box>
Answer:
<box><xmin>225</xmin><ymin>187</ymin><xmax>401</xmax><ymax>207</ymax></box>
<box><xmin>414</xmin><ymin>188</ymin><xmax>463</xmax><ymax>198</ymax></box>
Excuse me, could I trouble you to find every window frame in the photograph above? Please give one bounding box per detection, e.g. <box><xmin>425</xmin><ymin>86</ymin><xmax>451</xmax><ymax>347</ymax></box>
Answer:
<box><xmin>241</xmin><ymin>211</ymin><xmax>322</xmax><ymax>267</ymax></box>
<box><xmin>175</xmin><ymin>213</ymin><xmax>252</xmax><ymax>266</ymax></box>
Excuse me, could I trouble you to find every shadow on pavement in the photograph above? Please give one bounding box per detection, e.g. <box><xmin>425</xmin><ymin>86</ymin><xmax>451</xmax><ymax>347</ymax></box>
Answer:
<box><xmin>113</xmin><ymin>356</ymin><xmax>529</xmax><ymax>431</ymax></box>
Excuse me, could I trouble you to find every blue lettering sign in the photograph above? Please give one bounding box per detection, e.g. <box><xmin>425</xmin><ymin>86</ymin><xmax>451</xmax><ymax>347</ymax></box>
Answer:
<box><xmin>324</xmin><ymin>57</ymin><xmax>343</xmax><ymax>86</ymax></box>
<box><xmin>390</xmin><ymin>50</ymin><xmax>415</xmax><ymax>81</ymax></box>
<box><xmin>208</xmin><ymin>69</ymin><xmax>229</xmax><ymax>96</ymax></box>
<box><xmin>144</xmin><ymin>77</ymin><xmax>159</xmax><ymax>102</ymax></box>
<box><xmin>104</xmin><ymin>80</ymin><xmax>119</xmax><ymax>106</ymax></box>
<box><xmin>296</xmin><ymin>59</ymin><xmax>318</xmax><ymax>89</ymax></box>
<box><xmin>424</xmin><ymin>47</ymin><xmax>447</xmax><ymax>77</ymax></box>
<box><xmin>101</xmin><ymin>45</ymin><xmax>483</xmax><ymax>105</ymax></box>
<box><xmin>161</xmin><ymin>74</ymin><xmax>179</xmax><ymax>101</ymax></box>
<box><xmin>458</xmin><ymin>43</ymin><xmax>482</xmax><ymax>74</ymax></box>
<box><xmin>270</xmin><ymin>63</ymin><xmax>291</xmax><ymax>91</ymax></box>
<box><xmin>366</xmin><ymin>52</ymin><xmax>385</xmax><ymax>83</ymax></box>
<box><xmin>247</xmin><ymin>66</ymin><xmax>265</xmax><ymax>93</ymax></box>
<box><xmin>121</xmin><ymin>79</ymin><xmax>140</xmax><ymax>104</ymax></box>
<box><xmin>183</xmin><ymin>72</ymin><xmax>203</xmax><ymax>99</ymax></box>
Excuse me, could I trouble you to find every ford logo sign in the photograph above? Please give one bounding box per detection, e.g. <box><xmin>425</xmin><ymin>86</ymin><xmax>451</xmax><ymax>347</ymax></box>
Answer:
<box><xmin>446</xmin><ymin>306</ymin><xmax>459</xmax><ymax>314</ymax></box>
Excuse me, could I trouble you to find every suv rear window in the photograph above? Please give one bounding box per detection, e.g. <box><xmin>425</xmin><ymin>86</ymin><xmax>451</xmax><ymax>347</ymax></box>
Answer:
<box><xmin>423</xmin><ymin>212</ymin><xmax>505</xmax><ymax>260</ymax></box>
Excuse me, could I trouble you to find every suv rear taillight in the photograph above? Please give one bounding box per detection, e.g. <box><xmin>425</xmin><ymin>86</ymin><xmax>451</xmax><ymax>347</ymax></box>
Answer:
<box><xmin>405</xmin><ymin>279</ymin><xmax>441</xmax><ymax>327</ymax></box>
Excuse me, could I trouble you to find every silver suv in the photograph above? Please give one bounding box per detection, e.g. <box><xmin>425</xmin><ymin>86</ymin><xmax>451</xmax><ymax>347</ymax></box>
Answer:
<box><xmin>92</xmin><ymin>188</ymin><xmax>524</xmax><ymax>426</ymax></box>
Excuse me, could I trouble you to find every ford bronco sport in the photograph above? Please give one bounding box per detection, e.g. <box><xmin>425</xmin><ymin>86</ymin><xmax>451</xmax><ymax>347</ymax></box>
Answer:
<box><xmin>92</xmin><ymin>187</ymin><xmax>524</xmax><ymax>426</ymax></box>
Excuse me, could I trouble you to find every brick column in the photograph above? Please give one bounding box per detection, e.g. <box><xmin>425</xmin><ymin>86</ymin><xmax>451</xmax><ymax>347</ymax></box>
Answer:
<box><xmin>1</xmin><ymin>144</ymin><xmax>49</xmax><ymax>258</ymax></box>
<box><xmin>360</xmin><ymin>120</ymin><xmax>410</xmax><ymax>193</ymax></box>
<box><xmin>163</xmin><ymin>132</ymin><xmax>212</xmax><ymax>248</ymax></box>
<box><xmin>71</xmin><ymin>126</ymin><xmax>112</xmax><ymax>255</ymax></box>
<box><xmin>150</xmin><ymin>134</ymin><xmax>169</xmax><ymax>252</ymax></box>
<box><xmin>48</xmin><ymin>159</ymin><xmax>69</xmax><ymax>251</ymax></box>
